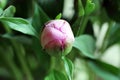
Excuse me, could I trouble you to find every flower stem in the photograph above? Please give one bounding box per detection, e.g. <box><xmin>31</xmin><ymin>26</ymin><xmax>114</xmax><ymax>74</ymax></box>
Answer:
<box><xmin>0</xmin><ymin>51</ymin><xmax>23</xmax><ymax>80</ymax></box>
<box><xmin>76</xmin><ymin>16</ymin><xmax>89</xmax><ymax>36</ymax></box>
<box><xmin>11</xmin><ymin>41</ymin><xmax>34</xmax><ymax>80</ymax></box>
<box><xmin>5</xmin><ymin>57</ymin><xmax>23</xmax><ymax>80</ymax></box>
<box><xmin>49</xmin><ymin>56</ymin><xmax>63</xmax><ymax>72</ymax></box>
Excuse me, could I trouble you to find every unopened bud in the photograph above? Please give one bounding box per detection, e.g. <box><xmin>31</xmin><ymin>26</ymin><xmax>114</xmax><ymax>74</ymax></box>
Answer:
<box><xmin>41</xmin><ymin>19</ymin><xmax>74</xmax><ymax>57</ymax></box>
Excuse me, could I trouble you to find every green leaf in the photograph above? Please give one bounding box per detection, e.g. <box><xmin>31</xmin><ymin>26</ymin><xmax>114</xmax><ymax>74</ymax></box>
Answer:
<box><xmin>37</xmin><ymin>3</ymin><xmax>50</xmax><ymax>23</ymax></box>
<box><xmin>73</xmin><ymin>35</ymin><xmax>96</xmax><ymax>59</ymax></box>
<box><xmin>31</xmin><ymin>2</ymin><xmax>50</xmax><ymax>33</ymax></box>
<box><xmin>38</xmin><ymin>0</ymin><xmax>64</xmax><ymax>18</ymax></box>
<box><xmin>32</xmin><ymin>38</ymin><xmax>50</xmax><ymax>72</ymax></box>
<box><xmin>85</xmin><ymin>0</ymin><xmax>95</xmax><ymax>15</ymax></box>
<box><xmin>0</xmin><ymin>67</ymin><xmax>11</xmax><ymax>78</ymax></box>
<box><xmin>0</xmin><ymin>8</ymin><xmax>3</xmax><ymax>15</ymax></box>
<box><xmin>44</xmin><ymin>70</ymin><xmax>67</xmax><ymax>80</ymax></box>
<box><xmin>1</xmin><ymin>5</ymin><xmax>16</xmax><ymax>17</ymax></box>
<box><xmin>107</xmin><ymin>23</ymin><xmax>120</xmax><ymax>48</ymax></box>
<box><xmin>88</xmin><ymin>60</ymin><xmax>120</xmax><ymax>80</ymax></box>
<box><xmin>0</xmin><ymin>45</ymin><xmax>23</xmax><ymax>80</ymax></box>
<box><xmin>55</xmin><ymin>13</ymin><xmax>62</xmax><ymax>19</ymax></box>
<box><xmin>31</xmin><ymin>3</ymin><xmax>42</xmax><ymax>33</ymax></box>
<box><xmin>0</xmin><ymin>45</ymin><xmax>14</xmax><ymax>60</ymax></box>
<box><xmin>0</xmin><ymin>0</ymin><xmax>7</xmax><ymax>9</ymax></box>
<box><xmin>1</xmin><ymin>33</ymin><xmax>32</xmax><ymax>44</ymax></box>
<box><xmin>0</xmin><ymin>17</ymin><xmax>38</xmax><ymax>38</ymax></box>
<box><xmin>27</xmin><ymin>55</ymin><xmax>38</xmax><ymax>69</ymax></box>
<box><xmin>62</xmin><ymin>57</ymin><xmax>74</xmax><ymax>80</ymax></box>
<box><xmin>78</xmin><ymin>0</ymin><xmax>85</xmax><ymax>17</ymax></box>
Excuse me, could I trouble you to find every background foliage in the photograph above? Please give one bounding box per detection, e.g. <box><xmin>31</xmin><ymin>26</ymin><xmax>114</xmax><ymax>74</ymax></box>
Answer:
<box><xmin>0</xmin><ymin>0</ymin><xmax>120</xmax><ymax>80</ymax></box>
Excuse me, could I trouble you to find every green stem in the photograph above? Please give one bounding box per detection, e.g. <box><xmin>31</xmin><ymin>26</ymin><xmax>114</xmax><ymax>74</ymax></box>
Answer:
<box><xmin>0</xmin><ymin>23</ymin><xmax>23</xmax><ymax>80</ymax></box>
<box><xmin>5</xmin><ymin>57</ymin><xmax>23</xmax><ymax>80</ymax></box>
<box><xmin>50</xmin><ymin>56</ymin><xmax>56</xmax><ymax>71</ymax></box>
<box><xmin>12</xmin><ymin>41</ymin><xmax>34</xmax><ymax>80</ymax></box>
<box><xmin>49</xmin><ymin>56</ymin><xmax>63</xmax><ymax>72</ymax></box>
<box><xmin>3</xmin><ymin>22</ymin><xmax>34</xmax><ymax>80</ymax></box>
<box><xmin>0</xmin><ymin>52</ymin><xmax>23</xmax><ymax>80</ymax></box>
<box><xmin>76</xmin><ymin>16</ymin><xmax>89</xmax><ymax>36</ymax></box>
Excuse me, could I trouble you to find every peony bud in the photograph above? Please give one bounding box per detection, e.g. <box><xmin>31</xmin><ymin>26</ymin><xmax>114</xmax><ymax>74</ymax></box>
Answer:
<box><xmin>41</xmin><ymin>19</ymin><xmax>74</xmax><ymax>57</ymax></box>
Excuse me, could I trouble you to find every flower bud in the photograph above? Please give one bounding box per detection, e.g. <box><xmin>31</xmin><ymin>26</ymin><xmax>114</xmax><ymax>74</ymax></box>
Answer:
<box><xmin>41</xmin><ymin>19</ymin><xmax>74</xmax><ymax>57</ymax></box>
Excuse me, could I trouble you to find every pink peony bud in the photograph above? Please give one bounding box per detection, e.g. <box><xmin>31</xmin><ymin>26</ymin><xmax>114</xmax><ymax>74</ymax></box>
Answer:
<box><xmin>41</xmin><ymin>19</ymin><xmax>74</xmax><ymax>57</ymax></box>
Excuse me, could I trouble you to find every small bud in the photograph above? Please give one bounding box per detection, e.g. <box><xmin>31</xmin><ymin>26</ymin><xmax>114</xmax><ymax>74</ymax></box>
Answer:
<box><xmin>41</xmin><ymin>19</ymin><xmax>74</xmax><ymax>57</ymax></box>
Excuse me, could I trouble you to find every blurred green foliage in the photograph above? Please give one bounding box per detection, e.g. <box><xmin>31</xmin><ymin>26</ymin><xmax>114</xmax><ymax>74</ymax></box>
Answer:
<box><xmin>0</xmin><ymin>0</ymin><xmax>120</xmax><ymax>80</ymax></box>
